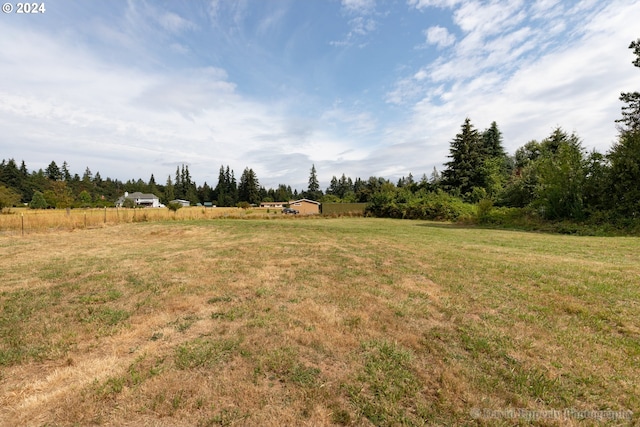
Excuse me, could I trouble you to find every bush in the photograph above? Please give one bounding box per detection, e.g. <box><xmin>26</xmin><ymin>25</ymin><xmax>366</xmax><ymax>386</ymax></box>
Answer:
<box><xmin>167</xmin><ymin>202</ymin><xmax>182</xmax><ymax>212</ymax></box>
<box><xmin>365</xmin><ymin>189</ymin><xmax>475</xmax><ymax>222</ymax></box>
<box><xmin>29</xmin><ymin>191</ymin><xmax>48</xmax><ymax>209</ymax></box>
<box><xmin>476</xmin><ymin>199</ymin><xmax>493</xmax><ymax>224</ymax></box>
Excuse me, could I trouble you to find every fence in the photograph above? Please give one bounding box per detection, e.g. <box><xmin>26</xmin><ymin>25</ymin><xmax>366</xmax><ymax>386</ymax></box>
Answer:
<box><xmin>0</xmin><ymin>207</ymin><xmax>275</xmax><ymax>236</ymax></box>
<box><xmin>320</xmin><ymin>203</ymin><xmax>367</xmax><ymax>215</ymax></box>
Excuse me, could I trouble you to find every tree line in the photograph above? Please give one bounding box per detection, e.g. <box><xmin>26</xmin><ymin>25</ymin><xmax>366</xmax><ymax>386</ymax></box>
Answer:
<box><xmin>0</xmin><ymin>160</ymin><xmax>297</xmax><ymax>210</ymax></box>
<box><xmin>1</xmin><ymin>39</ymin><xmax>639</xmax><ymax>229</ymax></box>
<box><xmin>365</xmin><ymin>38</ymin><xmax>640</xmax><ymax>228</ymax></box>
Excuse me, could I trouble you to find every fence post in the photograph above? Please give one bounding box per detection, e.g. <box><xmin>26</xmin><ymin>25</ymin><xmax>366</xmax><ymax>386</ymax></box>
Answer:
<box><xmin>21</xmin><ymin>213</ymin><xmax>24</xmax><ymax>236</ymax></box>
<box><xmin>104</xmin><ymin>207</ymin><xmax>107</xmax><ymax>224</ymax></box>
<box><xmin>84</xmin><ymin>212</ymin><xmax>87</xmax><ymax>228</ymax></box>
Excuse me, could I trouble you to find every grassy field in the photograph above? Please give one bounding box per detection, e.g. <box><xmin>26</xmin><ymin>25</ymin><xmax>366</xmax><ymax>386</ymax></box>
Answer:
<box><xmin>1</xmin><ymin>217</ymin><xmax>638</xmax><ymax>426</ymax></box>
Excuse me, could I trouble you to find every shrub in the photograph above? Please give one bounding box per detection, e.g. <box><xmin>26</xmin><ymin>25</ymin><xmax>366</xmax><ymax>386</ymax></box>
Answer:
<box><xmin>476</xmin><ymin>199</ymin><xmax>493</xmax><ymax>224</ymax></box>
<box><xmin>366</xmin><ymin>189</ymin><xmax>475</xmax><ymax>222</ymax></box>
<box><xmin>167</xmin><ymin>202</ymin><xmax>182</xmax><ymax>212</ymax></box>
<box><xmin>29</xmin><ymin>191</ymin><xmax>48</xmax><ymax>209</ymax></box>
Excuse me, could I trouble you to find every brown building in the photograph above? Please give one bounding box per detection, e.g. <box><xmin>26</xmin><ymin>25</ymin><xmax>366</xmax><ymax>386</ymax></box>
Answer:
<box><xmin>288</xmin><ymin>199</ymin><xmax>320</xmax><ymax>215</ymax></box>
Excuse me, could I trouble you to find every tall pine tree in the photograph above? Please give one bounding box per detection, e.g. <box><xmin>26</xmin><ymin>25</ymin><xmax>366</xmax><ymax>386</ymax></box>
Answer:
<box><xmin>238</xmin><ymin>168</ymin><xmax>260</xmax><ymax>205</ymax></box>
<box><xmin>306</xmin><ymin>164</ymin><xmax>322</xmax><ymax>200</ymax></box>
<box><xmin>616</xmin><ymin>39</ymin><xmax>640</xmax><ymax>132</ymax></box>
<box><xmin>609</xmin><ymin>39</ymin><xmax>640</xmax><ymax>218</ymax></box>
<box><xmin>441</xmin><ymin>118</ymin><xmax>485</xmax><ymax>198</ymax></box>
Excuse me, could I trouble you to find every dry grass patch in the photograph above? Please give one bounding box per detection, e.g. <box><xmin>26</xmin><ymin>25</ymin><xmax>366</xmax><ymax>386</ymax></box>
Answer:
<box><xmin>1</xmin><ymin>218</ymin><xmax>639</xmax><ymax>426</ymax></box>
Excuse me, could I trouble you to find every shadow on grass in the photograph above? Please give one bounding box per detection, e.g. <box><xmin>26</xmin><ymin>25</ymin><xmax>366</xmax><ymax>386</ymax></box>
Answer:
<box><xmin>412</xmin><ymin>220</ymin><xmax>627</xmax><ymax>237</ymax></box>
<box><xmin>413</xmin><ymin>221</ymin><xmax>527</xmax><ymax>234</ymax></box>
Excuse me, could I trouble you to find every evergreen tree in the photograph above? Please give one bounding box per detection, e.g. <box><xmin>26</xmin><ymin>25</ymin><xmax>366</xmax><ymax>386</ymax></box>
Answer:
<box><xmin>238</xmin><ymin>168</ymin><xmax>260</xmax><ymax>205</ymax></box>
<box><xmin>582</xmin><ymin>151</ymin><xmax>610</xmax><ymax>216</ymax></box>
<box><xmin>82</xmin><ymin>167</ymin><xmax>92</xmax><ymax>183</ymax></box>
<box><xmin>271</xmin><ymin>184</ymin><xmax>293</xmax><ymax>202</ymax></box>
<box><xmin>19</xmin><ymin>161</ymin><xmax>28</xmax><ymax>177</ymax></box>
<box><xmin>429</xmin><ymin>167</ymin><xmax>441</xmax><ymax>186</ymax></box>
<box><xmin>45</xmin><ymin>161</ymin><xmax>62</xmax><ymax>181</ymax></box>
<box><xmin>608</xmin><ymin>130</ymin><xmax>640</xmax><ymax>218</ymax></box>
<box><xmin>482</xmin><ymin>121</ymin><xmax>506</xmax><ymax>158</ymax></box>
<box><xmin>62</xmin><ymin>161</ymin><xmax>72</xmax><ymax>181</ymax></box>
<box><xmin>306</xmin><ymin>164</ymin><xmax>322</xmax><ymax>200</ymax></box>
<box><xmin>180</xmin><ymin>165</ymin><xmax>198</xmax><ymax>203</ymax></box>
<box><xmin>148</xmin><ymin>174</ymin><xmax>159</xmax><ymax>197</ymax></box>
<box><xmin>0</xmin><ymin>159</ymin><xmax>22</xmax><ymax>191</ymax></box>
<box><xmin>228</xmin><ymin>168</ymin><xmax>238</xmax><ymax>206</ymax></box>
<box><xmin>197</xmin><ymin>182</ymin><xmax>213</xmax><ymax>204</ymax></box>
<box><xmin>212</xmin><ymin>165</ymin><xmax>225</xmax><ymax>204</ymax></box>
<box><xmin>616</xmin><ymin>39</ymin><xmax>640</xmax><ymax>132</ymax></box>
<box><xmin>339</xmin><ymin>174</ymin><xmax>352</xmax><ymax>198</ymax></box>
<box><xmin>353</xmin><ymin>177</ymin><xmax>369</xmax><ymax>202</ymax></box>
<box><xmin>174</xmin><ymin>166</ymin><xmax>183</xmax><ymax>199</ymax></box>
<box><xmin>163</xmin><ymin>175</ymin><xmax>175</xmax><ymax>204</ymax></box>
<box><xmin>327</xmin><ymin>176</ymin><xmax>339</xmax><ymax>196</ymax></box>
<box><xmin>214</xmin><ymin>165</ymin><xmax>238</xmax><ymax>206</ymax></box>
<box><xmin>532</xmin><ymin>128</ymin><xmax>586</xmax><ymax>219</ymax></box>
<box><xmin>441</xmin><ymin>118</ymin><xmax>485</xmax><ymax>198</ymax></box>
<box><xmin>607</xmin><ymin>40</ymin><xmax>640</xmax><ymax>219</ymax></box>
<box><xmin>29</xmin><ymin>169</ymin><xmax>48</xmax><ymax>196</ymax></box>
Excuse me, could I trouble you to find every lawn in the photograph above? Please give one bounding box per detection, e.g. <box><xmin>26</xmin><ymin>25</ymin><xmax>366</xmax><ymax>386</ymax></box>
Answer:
<box><xmin>1</xmin><ymin>217</ymin><xmax>638</xmax><ymax>426</ymax></box>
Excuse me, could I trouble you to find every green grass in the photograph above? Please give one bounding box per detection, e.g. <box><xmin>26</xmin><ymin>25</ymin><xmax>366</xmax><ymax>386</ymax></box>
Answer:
<box><xmin>1</xmin><ymin>217</ymin><xmax>639</xmax><ymax>426</ymax></box>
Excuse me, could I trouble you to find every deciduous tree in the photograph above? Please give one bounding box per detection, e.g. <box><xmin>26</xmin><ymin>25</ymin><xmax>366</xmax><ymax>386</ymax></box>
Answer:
<box><xmin>0</xmin><ymin>185</ymin><xmax>21</xmax><ymax>211</ymax></box>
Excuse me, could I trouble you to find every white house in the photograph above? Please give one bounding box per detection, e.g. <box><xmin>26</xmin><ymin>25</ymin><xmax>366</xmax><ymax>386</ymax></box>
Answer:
<box><xmin>115</xmin><ymin>192</ymin><xmax>161</xmax><ymax>208</ymax></box>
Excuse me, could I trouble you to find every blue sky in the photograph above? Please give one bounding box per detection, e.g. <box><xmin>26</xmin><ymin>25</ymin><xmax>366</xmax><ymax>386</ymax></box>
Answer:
<box><xmin>1</xmin><ymin>0</ymin><xmax>638</xmax><ymax>191</ymax></box>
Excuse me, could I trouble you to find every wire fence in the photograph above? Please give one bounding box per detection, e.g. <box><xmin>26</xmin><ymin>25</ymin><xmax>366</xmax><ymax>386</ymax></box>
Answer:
<box><xmin>0</xmin><ymin>207</ymin><xmax>279</xmax><ymax>236</ymax></box>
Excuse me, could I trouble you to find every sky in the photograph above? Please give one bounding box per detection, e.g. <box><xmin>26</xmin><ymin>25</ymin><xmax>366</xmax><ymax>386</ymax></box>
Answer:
<box><xmin>1</xmin><ymin>0</ymin><xmax>639</xmax><ymax>191</ymax></box>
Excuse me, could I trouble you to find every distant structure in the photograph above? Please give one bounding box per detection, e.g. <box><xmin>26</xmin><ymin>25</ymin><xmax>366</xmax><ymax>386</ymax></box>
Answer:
<box><xmin>260</xmin><ymin>202</ymin><xmax>286</xmax><ymax>208</ymax></box>
<box><xmin>115</xmin><ymin>192</ymin><xmax>162</xmax><ymax>208</ymax></box>
<box><xmin>170</xmin><ymin>199</ymin><xmax>190</xmax><ymax>207</ymax></box>
<box><xmin>288</xmin><ymin>199</ymin><xmax>320</xmax><ymax>215</ymax></box>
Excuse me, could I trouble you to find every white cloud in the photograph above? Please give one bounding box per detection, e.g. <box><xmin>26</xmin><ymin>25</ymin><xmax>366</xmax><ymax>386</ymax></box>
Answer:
<box><xmin>332</xmin><ymin>0</ymin><xmax>379</xmax><ymax>47</ymax></box>
<box><xmin>531</xmin><ymin>0</ymin><xmax>561</xmax><ymax>17</ymax></box>
<box><xmin>349</xmin><ymin>16</ymin><xmax>377</xmax><ymax>36</ymax></box>
<box><xmin>407</xmin><ymin>0</ymin><xmax>463</xmax><ymax>10</ymax></box>
<box><xmin>0</xmin><ymin>13</ymin><xmax>390</xmax><ymax>189</ymax></box>
<box><xmin>342</xmin><ymin>0</ymin><xmax>376</xmax><ymax>14</ymax></box>
<box><xmin>424</xmin><ymin>26</ymin><xmax>456</xmax><ymax>48</ymax></box>
<box><xmin>396</xmin><ymin>0</ymin><xmax>640</xmax><ymax>165</ymax></box>
<box><xmin>157</xmin><ymin>11</ymin><xmax>197</xmax><ymax>34</ymax></box>
<box><xmin>453</xmin><ymin>0</ymin><xmax>526</xmax><ymax>36</ymax></box>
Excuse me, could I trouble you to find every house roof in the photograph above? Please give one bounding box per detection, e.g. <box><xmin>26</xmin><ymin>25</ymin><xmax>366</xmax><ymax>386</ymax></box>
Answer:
<box><xmin>126</xmin><ymin>192</ymin><xmax>159</xmax><ymax>200</ymax></box>
<box><xmin>289</xmin><ymin>198</ymin><xmax>321</xmax><ymax>205</ymax></box>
